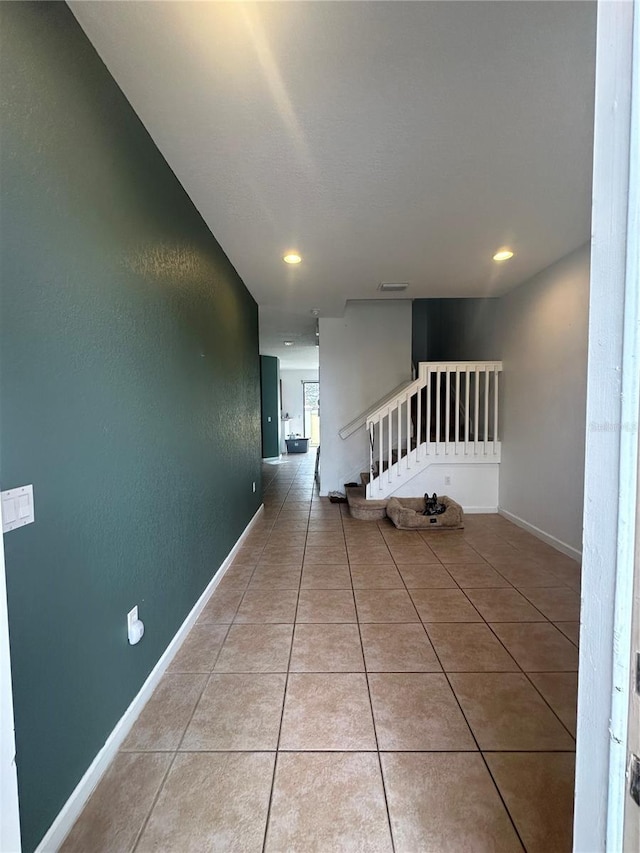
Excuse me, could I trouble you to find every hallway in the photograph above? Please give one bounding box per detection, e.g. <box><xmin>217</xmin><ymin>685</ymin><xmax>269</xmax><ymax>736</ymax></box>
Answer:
<box><xmin>62</xmin><ymin>449</ymin><xmax>580</xmax><ymax>852</ymax></box>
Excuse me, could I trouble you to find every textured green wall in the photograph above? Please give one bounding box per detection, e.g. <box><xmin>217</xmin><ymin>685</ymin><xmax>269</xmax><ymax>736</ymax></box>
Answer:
<box><xmin>0</xmin><ymin>4</ymin><xmax>262</xmax><ymax>850</ymax></box>
<box><xmin>260</xmin><ymin>356</ymin><xmax>281</xmax><ymax>458</ymax></box>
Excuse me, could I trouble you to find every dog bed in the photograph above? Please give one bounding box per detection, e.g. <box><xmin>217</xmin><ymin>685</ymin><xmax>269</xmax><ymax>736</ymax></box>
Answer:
<box><xmin>386</xmin><ymin>496</ymin><xmax>464</xmax><ymax>530</ymax></box>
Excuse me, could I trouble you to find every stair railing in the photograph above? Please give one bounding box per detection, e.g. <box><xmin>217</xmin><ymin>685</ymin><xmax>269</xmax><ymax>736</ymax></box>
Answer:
<box><xmin>366</xmin><ymin>361</ymin><xmax>502</xmax><ymax>497</ymax></box>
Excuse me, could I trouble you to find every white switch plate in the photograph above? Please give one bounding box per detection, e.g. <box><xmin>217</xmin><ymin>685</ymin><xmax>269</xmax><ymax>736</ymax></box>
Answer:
<box><xmin>127</xmin><ymin>606</ymin><xmax>138</xmax><ymax>633</ymax></box>
<box><xmin>1</xmin><ymin>485</ymin><xmax>35</xmax><ymax>533</ymax></box>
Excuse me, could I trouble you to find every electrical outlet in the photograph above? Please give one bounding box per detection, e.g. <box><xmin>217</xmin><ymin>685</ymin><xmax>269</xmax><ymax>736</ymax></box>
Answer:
<box><xmin>444</xmin><ymin>475</ymin><xmax>451</xmax><ymax>486</ymax></box>
<box><xmin>252</xmin><ymin>481</ymin><xmax>256</xmax><ymax>493</ymax></box>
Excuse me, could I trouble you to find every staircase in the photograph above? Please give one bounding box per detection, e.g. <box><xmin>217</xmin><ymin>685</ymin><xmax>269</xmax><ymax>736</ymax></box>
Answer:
<box><xmin>364</xmin><ymin>361</ymin><xmax>502</xmax><ymax>499</ymax></box>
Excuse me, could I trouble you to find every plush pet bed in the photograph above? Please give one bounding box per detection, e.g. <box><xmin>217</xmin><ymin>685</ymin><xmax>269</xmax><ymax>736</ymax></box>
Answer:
<box><xmin>345</xmin><ymin>485</ymin><xmax>388</xmax><ymax>521</ymax></box>
<box><xmin>386</xmin><ymin>496</ymin><xmax>464</xmax><ymax>530</ymax></box>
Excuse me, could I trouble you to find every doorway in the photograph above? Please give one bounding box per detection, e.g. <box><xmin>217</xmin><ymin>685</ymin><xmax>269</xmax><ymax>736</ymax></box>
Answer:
<box><xmin>303</xmin><ymin>381</ymin><xmax>320</xmax><ymax>447</ymax></box>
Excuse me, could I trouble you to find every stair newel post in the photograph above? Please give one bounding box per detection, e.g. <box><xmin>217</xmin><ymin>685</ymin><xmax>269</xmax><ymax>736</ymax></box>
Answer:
<box><xmin>474</xmin><ymin>366</ymin><xmax>480</xmax><ymax>456</ymax></box>
<box><xmin>445</xmin><ymin>365</ymin><xmax>451</xmax><ymax>455</ymax></box>
<box><xmin>493</xmin><ymin>368</ymin><xmax>499</xmax><ymax>452</ymax></box>
<box><xmin>464</xmin><ymin>367</ymin><xmax>470</xmax><ymax>455</ymax></box>
<box><xmin>435</xmin><ymin>368</ymin><xmax>441</xmax><ymax>454</ymax></box>
<box><xmin>405</xmin><ymin>392</ymin><xmax>411</xmax><ymax>472</ymax></box>
<box><xmin>455</xmin><ymin>367</ymin><xmax>461</xmax><ymax>455</ymax></box>
<box><xmin>397</xmin><ymin>400</ymin><xmax>401</xmax><ymax>478</ymax></box>
<box><xmin>426</xmin><ymin>367</ymin><xmax>432</xmax><ymax>456</ymax></box>
<box><xmin>484</xmin><ymin>366</ymin><xmax>490</xmax><ymax>454</ymax></box>
<box><xmin>416</xmin><ymin>381</ymin><xmax>422</xmax><ymax>461</ymax></box>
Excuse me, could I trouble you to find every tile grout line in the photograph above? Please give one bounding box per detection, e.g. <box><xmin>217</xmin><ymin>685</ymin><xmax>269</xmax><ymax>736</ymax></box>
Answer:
<box><xmin>261</xmin><ymin>462</ymin><xmax>308</xmax><ymax>853</ymax></box>
<box><xmin>345</xmin><ymin>509</ymin><xmax>397</xmax><ymax>853</ymax></box>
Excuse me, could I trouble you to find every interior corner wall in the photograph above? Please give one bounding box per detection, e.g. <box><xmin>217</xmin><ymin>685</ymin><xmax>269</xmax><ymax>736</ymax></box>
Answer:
<box><xmin>319</xmin><ymin>301</ymin><xmax>412</xmax><ymax>494</ymax></box>
<box><xmin>0</xmin><ymin>4</ymin><xmax>261</xmax><ymax>850</ymax></box>
<box><xmin>260</xmin><ymin>356</ymin><xmax>281</xmax><ymax>458</ymax></box>
<box><xmin>280</xmin><ymin>368</ymin><xmax>319</xmax><ymax>444</ymax></box>
<box><xmin>498</xmin><ymin>244</ymin><xmax>590</xmax><ymax>555</ymax></box>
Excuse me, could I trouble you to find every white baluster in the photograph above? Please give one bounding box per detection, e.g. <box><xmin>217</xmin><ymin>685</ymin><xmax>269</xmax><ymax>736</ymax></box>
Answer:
<box><xmin>465</xmin><ymin>368</ymin><xmax>470</xmax><ymax>455</ymax></box>
<box><xmin>484</xmin><ymin>367</ymin><xmax>490</xmax><ymax>455</ymax></box>
<box><xmin>436</xmin><ymin>369</ymin><xmax>441</xmax><ymax>454</ymax></box>
<box><xmin>474</xmin><ymin>368</ymin><xmax>480</xmax><ymax>456</ymax></box>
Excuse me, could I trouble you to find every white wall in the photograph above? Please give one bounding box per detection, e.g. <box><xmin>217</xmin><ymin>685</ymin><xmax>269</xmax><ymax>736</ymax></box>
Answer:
<box><xmin>319</xmin><ymin>301</ymin><xmax>412</xmax><ymax>494</ymax></box>
<box><xmin>280</xmin><ymin>368</ymin><xmax>319</xmax><ymax>444</ymax></box>
<box><xmin>391</xmin><ymin>462</ymin><xmax>499</xmax><ymax>513</ymax></box>
<box><xmin>498</xmin><ymin>244</ymin><xmax>590</xmax><ymax>557</ymax></box>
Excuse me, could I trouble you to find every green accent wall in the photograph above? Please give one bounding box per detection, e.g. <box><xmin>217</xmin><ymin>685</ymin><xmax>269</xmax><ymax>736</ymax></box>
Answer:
<box><xmin>0</xmin><ymin>3</ymin><xmax>261</xmax><ymax>850</ymax></box>
<box><xmin>260</xmin><ymin>356</ymin><xmax>281</xmax><ymax>458</ymax></box>
<box><xmin>412</xmin><ymin>298</ymin><xmax>501</xmax><ymax>364</ymax></box>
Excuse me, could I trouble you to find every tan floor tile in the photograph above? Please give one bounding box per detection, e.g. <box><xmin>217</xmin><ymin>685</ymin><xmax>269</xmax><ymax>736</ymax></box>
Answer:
<box><xmin>304</xmin><ymin>545</ymin><xmax>348</xmax><ymax>565</ymax></box>
<box><xmin>387</xmin><ymin>544</ymin><xmax>441</xmax><ymax>564</ymax></box>
<box><xmin>369</xmin><ymin>673</ymin><xmax>475</xmax><ymax>750</ymax></box>
<box><xmin>350</xmin><ymin>564</ymin><xmax>404</xmax><ymax>588</ymax></box>
<box><xmin>381</xmin><ymin>752</ymin><xmax>523</xmax><ymax>852</ymax></box>
<box><xmin>198</xmin><ymin>587</ymin><xmax>245</xmax><ymax>623</ymax></box>
<box><xmin>430</xmin><ymin>545</ymin><xmax>484</xmax><ymax>564</ymax></box>
<box><xmin>221</xmin><ymin>563</ymin><xmax>255</xmax><ymax>587</ymax></box>
<box><xmin>396</xmin><ymin>564</ymin><xmax>457</xmax><ymax>588</ymax></box>
<box><xmin>490</xmin><ymin>622</ymin><xmax>579</xmax><ymax>671</ymax></box>
<box><xmin>234</xmin><ymin>588</ymin><xmax>298</xmax><ymax>623</ymax></box>
<box><xmin>554</xmin><ymin>621</ymin><xmax>580</xmax><ymax>645</ymax></box>
<box><xmin>489</xmin><ymin>562</ymin><xmax>567</xmax><ymax>588</ymax></box>
<box><xmin>60</xmin><ymin>752</ymin><xmax>172</xmax><ymax>853</ymax></box>
<box><xmin>465</xmin><ymin>588</ymin><xmax>547</xmax><ymax>622</ymax></box>
<box><xmin>449</xmin><ymin>672</ymin><xmax>574</xmax><ymax>750</ymax></box>
<box><xmin>354</xmin><ymin>589</ymin><xmax>419</xmax><ymax>622</ymax></box>
<box><xmin>181</xmin><ymin>673</ymin><xmax>285</xmax><ymax>750</ymax></box>
<box><xmin>446</xmin><ymin>563</ymin><xmax>513</xmax><ymax>588</ymax></box>
<box><xmin>259</xmin><ymin>546</ymin><xmax>304</xmax><ymax>566</ymax></box>
<box><xmin>519</xmin><ymin>587</ymin><xmax>581</xmax><ymax>621</ymax></box>
<box><xmin>121</xmin><ymin>674</ymin><xmax>207</xmax><ymax>752</ymax></box>
<box><xmin>214</xmin><ymin>624</ymin><xmax>293</xmax><ymax>672</ymax></box>
<box><xmin>168</xmin><ymin>624</ymin><xmax>228</xmax><ymax>673</ymax></box>
<box><xmin>279</xmin><ymin>673</ymin><xmax>376</xmax><ymax>750</ymax></box>
<box><xmin>300</xmin><ymin>563</ymin><xmax>352</xmax><ymax>589</ymax></box>
<box><xmin>296</xmin><ymin>589</ymin><xmax>356</xmax><ymax>622</ymax></box>
<box><xmin>305</xmin><ymin>532</ymin><xmax>345</xmax><ymax>548</ymax></box>
<box><xmin>485</xmin><ymin>752</ymin><xmax>575</xmax><ymax>853</ymax></box>
<box><xmin>248</xmin><ymin>564</ymin><xmax>301</xmax><ymax>589</ymax></box>
<box><xmin>528</xmin><ymin>672</ymin><xmax>578</xmax><ymax>737</ymax></box>
<box><xmin>360</xmin><ymin>623</ymin><xmax>441</xmax><ymax>672</ymax></box>
<box><xmin>347</xmin><ymin>547</ymin><xmax>395</xmax><ymax>566</ymax></box>
<box><xmin>265</xmin><ymin>752</ymin><xmax>393</xmax><ymax>853</ymax></box>
<box><xmin>425</xmin><ymin>622</ymin><xmax>519</xmax><ymax>672</ymax></box>
<box><xmin>409</xmin><ymin>588</ymin><xmax>482</xmax><ymax>622</ymax></box>
<box><xmin>289</xmin><ymin>624</ymin><xmax>364</xmax><ymax>671</ymax></box>
<box><xmin>137</xmin><ymin>752</ymin><xmax>274</xmax><ymax>853</ymax></box>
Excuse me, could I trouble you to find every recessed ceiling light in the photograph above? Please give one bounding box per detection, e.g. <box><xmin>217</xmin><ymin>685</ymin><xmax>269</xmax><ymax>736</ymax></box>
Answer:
<box><xmin>283</xmin><ymin>340</ymin><xmax>294</xmax><ymax>346</ymax></box>
<box><xmin>493</xmin><ymin>249</ymin><xmax>514</xmax><ymax>262</ymax></box>
<box><xmin>283</xmin><ymin>253</ymin><xmax>302</xmax><ymax>265</ymax></box>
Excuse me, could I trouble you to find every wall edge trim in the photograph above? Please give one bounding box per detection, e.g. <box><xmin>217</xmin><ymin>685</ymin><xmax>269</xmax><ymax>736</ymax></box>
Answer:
<box><xmin>498</xmin><ymin>506</ymin><xmax>582</xmax><ymax>562</ymax></box>
<box><xmin>463</xmin><ymin>506</ymin><xmax>499</xmax><ymax>514</ymax></box>
<box><xmin>35</xmin><ymin>503</ymin><xmax>265</xmax><ymax>853</ymax></box>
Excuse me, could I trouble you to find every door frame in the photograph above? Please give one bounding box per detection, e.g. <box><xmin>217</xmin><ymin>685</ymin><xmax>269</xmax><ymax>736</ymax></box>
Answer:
<box><xmin>574</xmin><ymin>0</ymin><xmax>639</xmax><ymax>849</ymax></box>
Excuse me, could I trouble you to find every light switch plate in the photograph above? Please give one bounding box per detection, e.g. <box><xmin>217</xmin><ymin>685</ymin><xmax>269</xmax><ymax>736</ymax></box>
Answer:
<box><xmin>1</xmin><ymin>485</ymin><xmax>35</xmax><ymax>533</ymax></box>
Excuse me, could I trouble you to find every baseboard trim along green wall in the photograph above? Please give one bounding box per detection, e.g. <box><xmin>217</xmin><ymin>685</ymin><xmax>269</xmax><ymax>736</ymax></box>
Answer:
<box><xmin>35</xmin><ymin>505</ymin><xmax>264</xmax><ymax>853</ymax></box>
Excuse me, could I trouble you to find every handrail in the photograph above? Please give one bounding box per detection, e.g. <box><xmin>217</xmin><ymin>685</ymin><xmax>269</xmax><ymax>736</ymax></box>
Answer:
<box><xmin>338</xmin><ymin>378</ymin><xmax>414</xmax><ymax>440</ymax></box>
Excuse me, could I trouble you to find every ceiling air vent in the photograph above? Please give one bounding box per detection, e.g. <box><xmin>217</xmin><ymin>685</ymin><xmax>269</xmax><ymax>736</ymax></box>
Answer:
<box><xmin>378</xmin><ymin>282</ymin><xmax>410</xmax><ymax>292</ymax></box>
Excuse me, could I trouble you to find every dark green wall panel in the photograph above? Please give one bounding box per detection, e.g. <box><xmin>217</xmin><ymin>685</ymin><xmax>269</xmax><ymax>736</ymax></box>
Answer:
<box><xmin>260</xmin><ymin>355</ymin><xmax>281</xmax><ymax>458</ymax></box>
<box><xmin>0</xmin><ymin>3</ymin><xmax>261</xmax><ymax>849</ymax></box>
<box><xmin>412</xmin><ymin>298</ymin><xmax>501</xmax><ymax>363</ymax></box>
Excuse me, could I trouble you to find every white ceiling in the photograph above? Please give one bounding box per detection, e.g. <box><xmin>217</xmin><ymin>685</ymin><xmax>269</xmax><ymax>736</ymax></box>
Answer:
<box><xmin>70</xmin><ymin>1</ymin><xmax>596</xmax><ymax>370</ymax></box>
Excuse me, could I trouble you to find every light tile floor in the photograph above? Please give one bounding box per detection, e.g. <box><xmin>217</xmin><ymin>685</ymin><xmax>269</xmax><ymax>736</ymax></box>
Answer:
<box><xmin>62</xmin><ymin>450</ymin><xmax>580</xmax><ymax>852</ymax></box>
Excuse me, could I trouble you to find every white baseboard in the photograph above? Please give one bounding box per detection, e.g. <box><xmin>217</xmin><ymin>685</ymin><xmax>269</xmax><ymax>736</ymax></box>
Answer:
<box><xmin>498</xmin><ymin>507</ymin><xmax>582</xmax><ymax>562</ymax></box>
<box><xmin>463</xmin><ymin>506</ymin><xmax>498</xmax><ymax>514</ymax></box>
<box><xmin>36</xmin><ymin>505</ymin><xmax>264</xmax><ymax>853</ymax></box>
